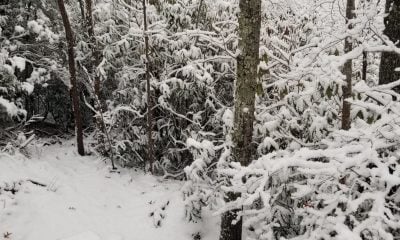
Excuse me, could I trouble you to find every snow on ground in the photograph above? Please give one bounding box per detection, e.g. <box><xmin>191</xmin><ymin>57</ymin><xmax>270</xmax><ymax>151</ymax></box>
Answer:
<box><xmin>0</xmin><ymin>140</ymin><xmax>219</xmax><ymax>240</ymax></box>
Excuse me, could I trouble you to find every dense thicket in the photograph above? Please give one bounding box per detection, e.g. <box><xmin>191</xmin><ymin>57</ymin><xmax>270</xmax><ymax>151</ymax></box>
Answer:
<box><xmin>1</xmin><ymin>0</ymin><xmax>400</xmax><ymax>239</ymax></box>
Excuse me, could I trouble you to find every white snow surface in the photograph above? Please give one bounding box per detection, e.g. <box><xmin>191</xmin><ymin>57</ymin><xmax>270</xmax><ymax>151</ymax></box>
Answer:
<box><xmin>11</xmin><ymin>56</ymin><xmax>26</xmax><ymax>72</ymax></box>
<box><xmin>61</xmin><ymin>231</ymin><xmax>100</xmax><ymax>240</ymax></box>
<box><xmin>0</xmin><ymin>97</ymin><xmax>19</xmax><ymax>117</ymax></box>
<box><xmin>14</xmin><ymin>26</ymin><xmax>25</xmax><ymax>33</ymax></box>
<box><xmin>21</xmin><ymin>82</ymin><xmax>34</xmax><ymax>95</ymax></box>
<box><xmin>0</xmin><ymin>141</ymin><xmax>218</xmax><ymax>240</ymax></box>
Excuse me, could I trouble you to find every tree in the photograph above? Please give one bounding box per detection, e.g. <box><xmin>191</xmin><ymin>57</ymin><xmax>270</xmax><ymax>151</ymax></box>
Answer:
<box><xmin>57</xmin><ymin>0</ymin><xmax>85</xmax><ymax>155</ymax></box>
<box><xmin>379</xmin><ymin>0</ymin><xmax>400</xmax><ymax>92</ymax></box>
<box><xmin>219</xmin><ymin>0</ymin><xmax>262</xmax><ymax>239</ymax></box>
<box><xmin>341</xmin><ymin>0</ymin><xmax>356</xmax><ymax>130</ymax></box>
<box><xmin>142</xmin><ymin>0</ymin><xmax>154</xmax><ymax>173</ymax></box>
<box><xmin>362</xmin><ymin>51</ymin><xmax>368</xmax><ymax>81</ymax></box>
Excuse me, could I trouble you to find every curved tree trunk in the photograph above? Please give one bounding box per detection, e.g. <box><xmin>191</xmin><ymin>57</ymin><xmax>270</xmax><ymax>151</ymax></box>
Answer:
<box><xmin>57</xmin><ymin>0</ymin><xmax>85</xmax><ymax>156</ymax></box>
<box><xmin>219</xmin><ymin>0</ymin><xmax>262</xmax><ymax>239</ymax></box>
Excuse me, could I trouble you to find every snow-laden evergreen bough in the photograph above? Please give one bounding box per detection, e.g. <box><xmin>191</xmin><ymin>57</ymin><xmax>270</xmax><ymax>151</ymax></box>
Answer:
<box><xmin>83</xmin><ymin>0</ymin><xmax>237</xmax><ymax>174</ymax></box>
<box><xmin>184</xmin><ymin>0</ymin><xmax>400</xmax><ymax>238</ymax></box>
<box><xmin>0</xmin><ymin>1</ymin><xmax>63</xmax><ymax>148</ymax></box>
<box><xmin>185</xmin><ymin>86</ymin><xmax>400</xmax><ymax>239</ymax></box>
<box><xmin>223</xmin><ymin>98</ymin><xmax>400</xmax><ymax>239</ymax></box>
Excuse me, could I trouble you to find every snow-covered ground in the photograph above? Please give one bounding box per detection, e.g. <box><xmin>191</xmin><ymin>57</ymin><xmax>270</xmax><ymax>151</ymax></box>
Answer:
<box><xmin>0</xmin><ymin>141</ymin><xmax>218</xmax><ymax>240</ymax></box>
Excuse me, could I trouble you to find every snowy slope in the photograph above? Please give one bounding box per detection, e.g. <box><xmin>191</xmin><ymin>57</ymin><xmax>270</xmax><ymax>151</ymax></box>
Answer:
<box><xmin>0</xmin><ymin>141</ymin><xmax>218</xmax><ymax>240</ymax></box>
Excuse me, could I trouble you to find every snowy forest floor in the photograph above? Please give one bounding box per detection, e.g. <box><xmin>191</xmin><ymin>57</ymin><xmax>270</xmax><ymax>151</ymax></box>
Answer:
<box><xmin>0</xmin><ymin>140</ymin><xmax>219</xmax><ymax>240</ymax></box>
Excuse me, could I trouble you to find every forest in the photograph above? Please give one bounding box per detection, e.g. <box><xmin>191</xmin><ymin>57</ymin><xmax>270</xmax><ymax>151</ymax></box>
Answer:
<box><xmin>1</xmin><ymin>0</ymin><xmax>400</xmax><ymax>239</ymax></box>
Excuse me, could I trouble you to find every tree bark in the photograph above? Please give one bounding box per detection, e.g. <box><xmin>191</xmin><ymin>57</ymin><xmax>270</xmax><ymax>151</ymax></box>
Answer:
<box><xmin>142</xmin><ymin>0</ymin><xmax>154</xmax><ymax>174</ymax></box>
<box><xmin>57</xmin><ymin>0</ymin><xmax>85</xmax><ymax>156</ymax></box>
<box><xmin>379</xmin><ymin>0</ymin><xmax>400</xmax><ymax>93</ymax></box>
<box><xmin>78</xmin><ymin>0</ymin><xmax>85</xmax><ymax>20</ymax></box>
<box><xmin>220</xmin><ymin>192</ymin><xmax>243</xmax><ymax>240</ymax></box>
<box><xmin>341</xmin><ymin>0</ymin><xmax>355</xmax><ymax>130</ymax></box>
<box><xmin>362</xmin><ymin>51</ymin><xmax>367</xmax><ymax>81</ymax></box>
<box><xmin>219</xmin><ymin>0</ymin><xmax>261</xmax><ymax>239</ymax></box>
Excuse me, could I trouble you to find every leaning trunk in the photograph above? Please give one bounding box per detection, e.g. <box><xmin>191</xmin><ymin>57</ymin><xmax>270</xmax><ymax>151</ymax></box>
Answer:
<box><xmin>57</xmin><ymin>0</ymin><xmax>85</xmax><ymax>155</ymax></box>
<box><xmin>219</xmin><ymin>0</ymin><xmax>262</xmax><ymax>239</ymax></box>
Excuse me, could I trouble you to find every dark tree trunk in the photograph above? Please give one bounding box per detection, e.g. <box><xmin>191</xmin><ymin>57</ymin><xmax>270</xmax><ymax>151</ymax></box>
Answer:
<box><xmin>57</xmin><ymin>0</ymin><xmax>85</xmax><ymax>156</ymax></box>
<box><xmin>379</xmin><ymin>0</ymin><xmax>400</xmax><ymax>93</ymax></box>
<box><xmin>143</xmin><ymin>0</ymin><xmax>154</xmax><ymax>174</ymax></box>
<box><xmin>220</xmin><ymin>193</ymin><xmax>242</xmax><ymax>240</ymax></box>
<box><xmin>362</xmin><ymin>51</ymin><xmax>367</xmax><ymax>81</ymax></box>
<box><xmin>341</xmin><ymin>0</ymin><xmax>355</xmax><ymax>130</ymax></box>
<box><xmin>219</xmin><ymin>0</ymin><xmax>261</xmax><ymax>239</ymax></box>
<box><xmin>78</xmin><ymin>0</ymin><xmax>85</xmax><ymax>20</ymax></box>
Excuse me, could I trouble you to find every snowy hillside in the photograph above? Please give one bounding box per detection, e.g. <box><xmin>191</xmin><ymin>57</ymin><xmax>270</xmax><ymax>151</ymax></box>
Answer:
<box><xmin>0</xmin><ymin>141</ymin><xmax>218</xmax><ymax>240</ymax></box>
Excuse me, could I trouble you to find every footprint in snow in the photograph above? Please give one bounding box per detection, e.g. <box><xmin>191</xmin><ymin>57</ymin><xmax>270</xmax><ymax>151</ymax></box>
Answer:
<box><xmin>149</xmin><ymin>200</ymin><xmax>170</xmax><ymax>228</ymax></box>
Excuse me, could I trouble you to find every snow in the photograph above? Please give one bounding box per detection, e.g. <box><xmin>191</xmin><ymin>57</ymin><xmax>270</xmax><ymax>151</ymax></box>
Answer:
<box><xmin>258</xmin><ymin>137</ymin><xmax>279</xmax><ymax>152</ymax></box>
<box><xmin>0</xmin><ymin>141</ymin><xmax>219</xmax><ymax>240</ymax></box>
<box><xmin>61</xmin><ymin>231</ymin><xmax>100</xmax><ymax>240</ymax></box>
<box><xmin>12</xmin><ymin>56</ymin><xmax>26</xmax><ymax>71</ymax></box>
<box><xmin>222</xmin><ymin>109</ymin><xmax>233</xmax><ymax>129</ymax></box>
<box><xmin>0</xmin><ymin>97</ymin><xmax>19</xmax><ymax>117</ymax></box>
<box><xmin>27</xmin><ymin>20</ymin><xmax>43</xmax><ymax>34</ymax></box>
<box><xmin>14</xmin><ymin>26</ymin><xmax>25</xmax><ymax>33</ymax></box>
<box><xmin>22</xmin><ymin>82</ymin><xmax>34</xmax><ymax>95</ymax></box>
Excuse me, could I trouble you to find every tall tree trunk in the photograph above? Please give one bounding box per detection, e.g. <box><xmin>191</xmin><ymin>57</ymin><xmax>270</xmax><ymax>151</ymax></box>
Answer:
<box><xmin>379</xmin><ymin>0</ymin><xmax>400</xmax><ymax>93</ymax></box>
<box><xmin>219</xmin><ymin>0</ymin><xmax>261</xmax><ymax>239</ymax></box>
<box><xmin>57</xmin><ymin>0</ymin><xmax>85</xmax><ymax>156</ymax></box>
<box><xmin>341</xmin><ymin>0</ymin><xmax>355</xmax><ymax>130</ymax></box>
<box><xmin>142</xmin><ymin>0</ymin><xmax>154</xmax><ymax>173</ymax></box>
